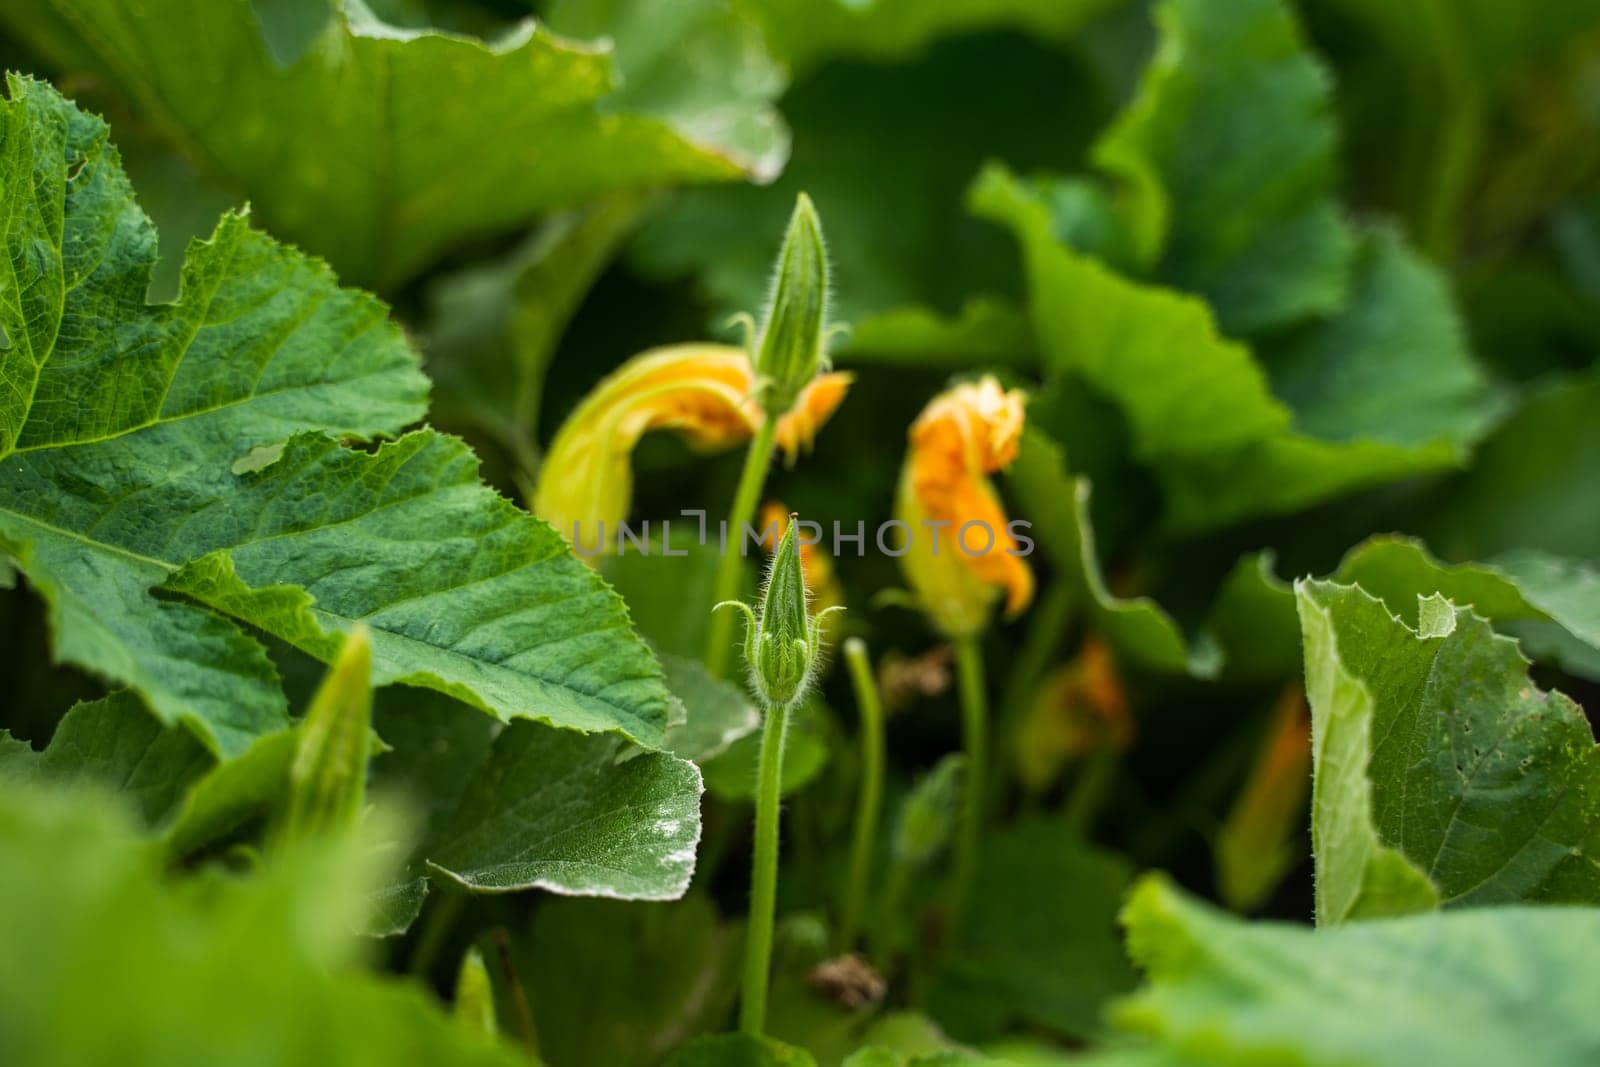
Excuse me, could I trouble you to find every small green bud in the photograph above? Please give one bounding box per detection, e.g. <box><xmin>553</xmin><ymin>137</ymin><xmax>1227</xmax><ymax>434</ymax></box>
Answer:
<box><xmin>714</xmin><ymin>514</ymin><xmax>842</xmax><ymax>709</ymax></box>
<box><xmin>453</xmin><ymin>947</ymin><xmax>498</xmax><ymax>1039</ymax></box>
<box><xmin>750</xmin><ymin>193</ymin><xmax>829</xmax><ymax>416</ymax></box>
<box><xmin>276</xmin><ymin>625</ymin><xmax>373</xmax><ymax>843</ymax></box>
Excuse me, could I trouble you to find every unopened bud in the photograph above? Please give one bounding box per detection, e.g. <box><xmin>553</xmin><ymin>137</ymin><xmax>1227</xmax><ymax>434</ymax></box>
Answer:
<box><xmin>715</xmin><ymin>513</ymin><xmax>843</xmax><ymax>709</ymax></box>
<box><xmin>277</xmin><ymin>625</ymin><xmax>373</xmax><ymax>842</ymax></box>
<box><xmin>751</xmin><ymin>194</ymin><xmax>830</xmax><ymax>416</ymax></box>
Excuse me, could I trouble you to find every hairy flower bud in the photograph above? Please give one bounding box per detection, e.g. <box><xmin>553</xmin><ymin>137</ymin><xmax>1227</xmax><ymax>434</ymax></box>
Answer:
<box><xmin>750</xmin><ymin>194</ymin><xmax>830</xmax><ymax>417</ymax></box>
<box><xmin>715</xmin><ymin>514</ymin><xmax>843</xmax><ymax>709</ymax></box>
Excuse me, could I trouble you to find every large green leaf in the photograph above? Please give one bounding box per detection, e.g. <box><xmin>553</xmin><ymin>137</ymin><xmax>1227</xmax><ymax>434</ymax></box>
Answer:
<box><xmin>423</xmin><ymin>195</ymin><xmax>650</xmax><ymax>476</ymax></box>
<box><xmin>0</xmin><ymin>692</ymin><xmax>211</xmax><ymax>825</ymax></box>
<box><xmin>7</xmin><ymin>0</ymin><xmax>785</xmax><ymax>288</ymax></box>
<box><xmin>973</xmin><ymin>165</ymin><xmax>1493</xmax><ymax>532</ymax></box>
<box><xmin>924</xmin><ymin>818</ymin><xmax>1136</xmax><ymax>1042</ymax></box>
<box><xmin>1110</xmin><ymin>874</ymin><xmax>1600</xmax><ymax>1067</ymax></box>
<box><xmin>370</xmin><ymin>706</ymin><xmax>703</xmax><ymax>931</ymax></box>
<box><xmin>1297</xmin><ymin>580</ymin><xmax>1600</xmax><ymax>925</ymax></box>
<box><xmin>0</xmin><ymin>78</ymin><xmax>675</xmax><ymax>755</ymax></box>
<box><xmin>424</xmin><ymin>723</ymin><xmax>701</xmax><ymax>897</ymax></box>
<box><xmin>633</xmin><ymin>30</ymin><xmax>1106</xmax><ymax>350</ymax></box>
<box><xmin>519</xmin><ymin>894</ymin><xmax>741</xmax><ymax>1067</ymax></box>
<box><xmin>0</xmin><ymin>782</ymin><xmax>524</xmax><ymax>1067</ymax></box>
<box><xmin>1092</xmin><ymin>0</ymin><xmax>1351</xmax><ymax>334</ymax></box>
<box><xmin>1334</xmin><ymin>537</ymin><xmax>1600</xmax><ymax>677</ymax></box>
<box><xmin>1422</xmin><ymin>369</ymin><xmax>1600</xmax><ymax>562</ymax></box>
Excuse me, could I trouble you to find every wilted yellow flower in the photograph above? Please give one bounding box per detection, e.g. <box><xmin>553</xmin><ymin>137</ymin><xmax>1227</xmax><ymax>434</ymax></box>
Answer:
<box><xmin>894</xmin><ymin>376</ymin><xmax>1033</xmax><ymax>637</ymax></box>
<box><xmin>1013</xmin><ymin>637</ymin><xmax>1131</xmax><ymax>794</ymax></box>
<box><xmin>534</xmin><ymin>344</ymin><xmax>851</xmax><ymax>555</ymax></box>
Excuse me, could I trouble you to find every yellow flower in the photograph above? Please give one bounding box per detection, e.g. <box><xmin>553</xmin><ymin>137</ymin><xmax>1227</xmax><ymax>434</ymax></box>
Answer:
<box><xmin>533</xmin><ymin>343</ymin><xmax>851</xmax><ymax>555</ymax></box>
<box><xmin>895</xmin><ymin>376</ymin><xmax>1033</xmax><ymax>637</ymax></box>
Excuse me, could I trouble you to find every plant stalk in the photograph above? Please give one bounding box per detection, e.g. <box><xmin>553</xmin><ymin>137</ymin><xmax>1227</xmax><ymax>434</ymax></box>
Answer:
<box><xmin>949</xmin><ymin>635</ymin><xmax>988</xmax><ymax>933</ymax></box>
<box><xmin>740</xmin><ymin>699</ymin><xmax>789</xmax><ymax>1036</ymax></box>
<box><xmin>839</xmin><ymin>638</ymin><xmax>885</xmax><ymax>951</ymax></box>
<box><xmin>706</xmin><ymin>417</ymin><xmax>779</xmax><ymax>675</ymax></box>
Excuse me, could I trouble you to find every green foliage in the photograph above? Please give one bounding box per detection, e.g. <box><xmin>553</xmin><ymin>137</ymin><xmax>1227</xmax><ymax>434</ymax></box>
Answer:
<box><xmin>5</xmin><ymin>0</ymin><xmax>1600</xmax><ymax>1061</ymax></box>
<box><xmin>1107</xmin><ymin>875</ymin><xmax>1600</xmax><ymax>1066</ymax></box>
<box><xmin>1299</xmin><ymin>580</ymin><xmax>1599</xmax><ymax>924</ymax></box>
<box><xmin>4</xmin><ymin>0</ymin><xmax>784</xmax><ymax>287</ymax></box>
<box><xmin>0</xmin><ymin>76</ymin><xmax>675</xmax><ymax>756</ymax></box>
<box><xmin>0</xmin><ymin>782</ymin><xmax>524</xmax><ymax>1067</ymax></box>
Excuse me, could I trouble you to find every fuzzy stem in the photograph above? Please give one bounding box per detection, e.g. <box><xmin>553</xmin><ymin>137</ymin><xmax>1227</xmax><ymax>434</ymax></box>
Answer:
<box><xmin>950</xmin><ymin>635</ymin><xmax>988</xmax><ymax>933</ymax></box>
<box><xmin>706</xmin><ymin>417</ymin><xmax>779</xmax><ymax>676</ymax></box>
<box><xmin>839</xmin><ymin>638</ymin><xmax>885</xmax><ymax>951</ymax></box>
<box><xmin>740</xmin><ymin>699</ymin><xmax>789</xmax><ymax>1036</ymax></box>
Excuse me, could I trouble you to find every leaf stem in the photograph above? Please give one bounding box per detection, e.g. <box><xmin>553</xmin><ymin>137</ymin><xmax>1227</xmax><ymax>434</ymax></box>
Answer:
<box><xmin>950</xmin><ymin>635</ymin><xmax>988</xmax><ymax>932</ymax></box>
<box><xmin>740</xmin><ymin>699</ymin><xmax>789</xmax><ymax>1036</ymax></box>
<box><xmin>839</xmin><ymin>637</ymin><xmax>885</xmax><ymax>951</ymax></box>
<box><xmin>706</xmin><ymin>417</ymin><xmax>779</xmax><ymax>676</ymax></box>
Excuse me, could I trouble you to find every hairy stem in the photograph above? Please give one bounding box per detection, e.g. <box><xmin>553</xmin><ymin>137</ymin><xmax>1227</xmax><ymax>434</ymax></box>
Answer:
<box><xmin>950</xmin><ymin>635</ymin><xmax>988</xmax><ymax>932</ymax></box>
<box><xmin>706</xmin><ymin>417</ymin><xmax>779</xmax><ymax>675</ymax></box>
<box><xmin>741</xmin><ymin>699</ymin><xmax>789</xmax><ymax>1036</ymax></box>
<box><xmin>839</xmin><ymin>638</ymin><xmax>885</xmax><ymax>951</ymax></box>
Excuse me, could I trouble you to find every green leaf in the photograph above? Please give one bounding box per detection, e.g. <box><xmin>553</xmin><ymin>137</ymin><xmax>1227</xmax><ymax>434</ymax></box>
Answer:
<box><xmin>746</xmin><ymin>0</ymin><xmax>1119</xmax><ymax>73</ymax></box>
<box><xmin>519</xmin><ymin>894</ymin><xmax>740</xmax><ymax>1066</ymax></box>
<box><xmin>701</xmin><ymin>695</ymin><xmax>830</xmax><ymax>801</ymax></box>
<box><xmin>1091</xmin><ymin>0</ymin><xmax>1351</xmax><ymax>334</ymax></box>
<box><xmin>1</xmin><ymin>692</ymin><xmax>211</xmax><ymax>826</ymax></box>
<box><xmin>424</xmin><ymin>195</ymin><xmax>651</xmax><ymax>472</ymax></box>
<box><xmin>660</xmin><ymin>653</ymin><xmax>760</xmax><ymax>764</ymax></box>
<box><xmin>1006</xmin><ymin>427</ymin><xmax>1213</xmax><ymax>677</ymax></box>
<box><xmin>973</xmin><ymin>165</ymin><xmax>1492</xmax><ymax>532</ymax></box>
<box><xmin>0</xmin><ymin>781</ymin><xmax>524</xmax><ymax>1067</ymax></box>
<box><xmin>424</xmin><ymin>723</ymin><xmax>702</xmax><ymax>898</ymax></box>
<box><xmin>7</xmin><ymin>0</ymin><xmax>786</xmax><ymax>288</ymax></box>
<box><xmin>1334</xmin><ymin>536</ymin><xmax>1600</xmax><ymax>673</ymax></box>
<box><xmin>1422</xmin><ymin>369</ymin><xmax>1600</xmax><ymax>562</ymax></box>
<box><xmin>1112</xmin><ymin>874</ymin><xmax>1600</xmax><ymax>1067</ymax></box>
<box><xmin>1197</xmin><ymin>552</ymin><xmax>1300</xmax><ymax>683</ymax></box>
<box><xmin>924</xmin><ymin>817</ymin><xmax>1136</xmax><ymax>1042</ymax></box>
<box><xmin>666</xmin><ymin>1034</ymin><xmax>817</xmax><ymax>1067</ymax></box>
<box><xmin>1298</xmin><ymin>580</ymin><xmax>1600</xmax><ymax>925</ymax></box>
<box><xmin>0</xmin><ymin>78</ymin><xmax>675</xmax><ymax>756</ymax></box>
<box><xmin>633</xmin><ymin>31</ymin><xmax>1106</xmax><ymax>346</ymax></box>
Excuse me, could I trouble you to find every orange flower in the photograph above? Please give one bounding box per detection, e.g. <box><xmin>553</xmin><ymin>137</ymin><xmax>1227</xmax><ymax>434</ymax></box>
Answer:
<box><xmin>533</xmin><ymin>344</ymin><xmax>851</xmax><ymax>555</ymax></box>
<box><xmin>1014</xmin><ymin>637</ymin><xmax>1131</xmax><ymax>794</ymax></box>
<box><xmin>1216</xmin><ymin>685</ymin><xmax>1312</xmax><ymax>912</ymax></box>
<box><xmin>895</xmin><ymin>376</ymin><xmax>1033</xmax><ymax>636</ymax></box>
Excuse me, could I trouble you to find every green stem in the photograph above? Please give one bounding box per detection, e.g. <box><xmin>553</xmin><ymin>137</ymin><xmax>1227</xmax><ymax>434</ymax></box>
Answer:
<box><xmin>1063</xmin><ymin>745</ymin><xmax>1118</xmax><ymax>838</ymax></box>
<box><xmin>839</xmin><ymin>638</ymin><xmax>885</xmax><ymax>952</ymax></box>
<box><xmin>706</xmin><ymin>417</ymin><xmax>779</xmax><ymax>676</ymax></box>
<box><xmin>992</xmin><ymin>582</ymin><xmax>1073</xmax><ymax>810</ymax></box>
<box><xmin>740</xmin><ymin>700</ymin><xmax>789</xmax><ymax>1036</ymax></box>
<box><xmin>950</xmin><ymin>636</ymin><xmax>988</xmax><ymax>933</ymax></box>
<box><xmin>871</xmin><ymin>858</ymin><xmax>912</xmax><ymax>971</ymax></box>
<box><xmin>407</xmin><ymin>885</ymin><xmax>466</xmax><ymax>977</ymax></box>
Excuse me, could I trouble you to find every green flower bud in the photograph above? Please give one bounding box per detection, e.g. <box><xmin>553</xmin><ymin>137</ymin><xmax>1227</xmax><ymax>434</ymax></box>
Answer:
<box><xmin>276</xmin><ymin>625</ymin><xmax>373</xmax><ymax>843</ymax></box>
<box><xmin>749</xmin><ymin>193</ymin><xmax>830</xmax><ymax>417</ymax></box>
<box><xmin>715</xmin><ymin>514</ymin><xmax>843</xmax><ymax>709</ymax></box>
